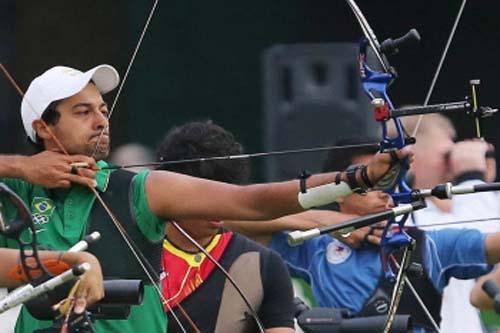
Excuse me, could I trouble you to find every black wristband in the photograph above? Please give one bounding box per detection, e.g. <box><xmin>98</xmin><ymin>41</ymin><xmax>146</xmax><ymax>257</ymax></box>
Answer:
<box><xmin>345</xmin><ymin>165</ymin><xmax>366</xmax><ymax>193</ymax></box>
<box><xmin>360</xmin><ymin>165</ymin><xmax>374</xmax><ymax>188</ymax></box>
<box><xmin>335</xmin><ymin>172</ymin><xmax>342</xmax><ymax>185</ymax></box>
<box><xmin>298</xmin><ymin>170</ymin><xmax>311</xmax><ymax>194</ymax></box>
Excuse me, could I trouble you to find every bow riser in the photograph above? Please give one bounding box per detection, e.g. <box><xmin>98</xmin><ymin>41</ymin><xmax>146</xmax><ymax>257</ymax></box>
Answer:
<box><xmin>358</xmin><ymin>37</ymin><xmax>415</xmax><ymax>283</ymax></box>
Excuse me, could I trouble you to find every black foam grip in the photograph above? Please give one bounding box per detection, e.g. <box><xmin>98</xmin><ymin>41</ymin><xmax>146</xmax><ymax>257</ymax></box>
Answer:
<box><xmin>101</xmin><ymin>279</ymin><xmax>144</xmax><ymax>305</ymax></box>
<box><xmin>340</xmin><ymin>315</ymin><xmax>412</xmax><ymax>333</ymax></box>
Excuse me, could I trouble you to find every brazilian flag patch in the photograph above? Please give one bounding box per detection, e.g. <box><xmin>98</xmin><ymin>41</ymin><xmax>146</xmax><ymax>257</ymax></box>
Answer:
<box><xmin>31</xmin><ymin>197</ymin><xmax>56</xmax><ymax>225</ymax></box>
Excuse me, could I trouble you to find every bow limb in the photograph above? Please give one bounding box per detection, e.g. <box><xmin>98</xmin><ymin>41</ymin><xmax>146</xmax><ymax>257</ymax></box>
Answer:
<box><xmin>346</xmin><ymin>0</ymin><xmax>389</xmax><ymax>73</ymax></box>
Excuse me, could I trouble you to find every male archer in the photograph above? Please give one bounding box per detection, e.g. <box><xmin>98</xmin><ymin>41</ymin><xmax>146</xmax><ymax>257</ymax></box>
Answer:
<box><xmin>227</xmin><ymin>137</ymin><xmax>500</xmax><ymax>333</ymax></box>
<box><xmin>157</xmin><ymin>121</ymin><xmax>295</xmax><ymax>333</ymax></box>
<box><xmin>399</xmin><ymin>114</ymin><xmax>500</xmax><ymax>333</ymax></box>
<box><xmin>0</xmin><ymin>64</ymin><xmax>408</xmax><ymax>333</ymax></box>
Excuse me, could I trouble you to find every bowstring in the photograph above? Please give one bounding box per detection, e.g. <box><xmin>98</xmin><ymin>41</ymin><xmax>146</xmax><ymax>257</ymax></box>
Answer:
<box><xmin>412</xmin><ymin>0</ymin><xmax>468</xmax><ymax>137</ymax></box>
<box><xmin>103</xmin><ymin>142</ymin><xmax>381</xmax><ymax>170</ymax></box>
<box><xmin>91</xmin><ymin>0</ymin><xmax>159</xmax><ymax>159</ymax></box>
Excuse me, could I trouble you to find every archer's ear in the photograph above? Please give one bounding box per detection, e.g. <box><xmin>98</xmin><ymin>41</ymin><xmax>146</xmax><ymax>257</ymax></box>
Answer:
<box><xmin>336</xmin><ymin>197</ymin><xmax>344</xmax><ymax>204</ymax></box>
<box><xmin>32</xmin><ymin>120</ymin><xmax>51</xmax><ymax>141</ymax></box>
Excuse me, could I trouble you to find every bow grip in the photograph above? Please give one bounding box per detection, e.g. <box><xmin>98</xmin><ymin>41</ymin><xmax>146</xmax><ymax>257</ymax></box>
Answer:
<box><xmin>380</xmin><ymin>222</ymin><xmax>413</xmax><ymax>282</ymax></box>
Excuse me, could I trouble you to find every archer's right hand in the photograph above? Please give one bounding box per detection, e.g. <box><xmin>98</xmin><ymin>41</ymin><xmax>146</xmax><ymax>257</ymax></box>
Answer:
<box><xmin>20</xmin><ymin>151</ymin><xmax>97</xmax><ymax>188</ymax></box>
<box><xmin>73</xmin><ymin>252</ymin><xmax>105</xmax><ymax>314</ymax></box>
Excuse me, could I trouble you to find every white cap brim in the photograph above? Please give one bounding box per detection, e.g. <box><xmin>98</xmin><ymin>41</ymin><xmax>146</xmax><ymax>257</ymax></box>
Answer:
<box><xmin>86</xmin><ymin>64</ymin><xmax>120</xmax><ymax>95</ymax></box>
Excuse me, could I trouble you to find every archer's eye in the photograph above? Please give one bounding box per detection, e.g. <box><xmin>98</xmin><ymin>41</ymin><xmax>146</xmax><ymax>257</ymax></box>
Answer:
<box><xmin>76</xmin><ymin>110</ymin><xmax>91</xmax><ymax>116</ymax></box>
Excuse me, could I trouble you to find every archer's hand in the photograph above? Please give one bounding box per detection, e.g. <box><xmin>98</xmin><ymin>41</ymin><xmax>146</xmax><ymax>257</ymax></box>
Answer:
<box><xmin>20</xmin><ymin>151</ymin><xmax>97</xmax><ymax>188</ymax></box>
<box><xmin>367</xmin><ymin>146</ymin><xmax>414</xmax><ymax>186</ymax></box>
<box><xmin>486</xmin><ymin>143</ymin><xmax>496</xmax><ymax>182</ymax></box>
<box><xmin>333</xmin><ymin>217</ymin><xmax>386</xmax><ymax>248</ymax></box>
<box><xmin>334</xmin><ymin>225</ymin><xmax>384</xmax><ymax>248</ymax></box>
<box><xmin>73</xmin><ymin>252</ymin><xmax>105</xmax><ymax>314</ymax></box>
<box><xmin>449</xmin><ymin>140</ymin><xmax>488</xmax><ymax>180</ymax></box>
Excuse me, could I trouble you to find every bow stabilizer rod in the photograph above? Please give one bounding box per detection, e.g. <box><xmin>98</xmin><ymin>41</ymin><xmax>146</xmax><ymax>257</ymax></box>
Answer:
<box><xmin>372</xmin><ymin>97</ymin><xmax>497</xmax><ymax>122</ymax></box>
<box><xmin>68</xmin><ymin>231</ymin><xmax>101</xmax><ymax>252</ymax></box>
<box><xmin>287</xmin><ymin>200</ymin><xmax>427</xmax><ymax>246</ymax></box>
<box><xmin>0</xmin><ymin>263</ymin><xmax>89</xmax><ymax>314</ymax></box>
<box><xmin>412</xmin><ymin>181</ymin><xmax>500</xmax><ymax>201</ymax></box>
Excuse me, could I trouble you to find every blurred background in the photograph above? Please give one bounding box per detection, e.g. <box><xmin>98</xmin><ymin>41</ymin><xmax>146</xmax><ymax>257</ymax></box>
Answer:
<box><xmin>1</xmin><ymin>0</ymin><xmax>499</xmax><ymax>181</ymax></box>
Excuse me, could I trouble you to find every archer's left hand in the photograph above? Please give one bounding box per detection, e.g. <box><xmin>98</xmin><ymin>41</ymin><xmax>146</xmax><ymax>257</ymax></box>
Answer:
<box><xmin>449</xmin><ymin>140</ymin><xmax>488</xmax><ymax>180</ymax></box>
<box><xmin>367</xmin><ymin>146</ymin><xmax>414</xmax><ymax>188</ymax></box>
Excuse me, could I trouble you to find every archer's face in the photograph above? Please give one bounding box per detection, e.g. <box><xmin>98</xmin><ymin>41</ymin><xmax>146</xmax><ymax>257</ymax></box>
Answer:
<box><xmin>47</xmin><ymin>83</ymin><xmax>110</xmax><ymax>160</ymax></box>
<box><xmin>176</xmin><ymin>219</ymin><xmax>224</xmax><ymax>241</ymax></box>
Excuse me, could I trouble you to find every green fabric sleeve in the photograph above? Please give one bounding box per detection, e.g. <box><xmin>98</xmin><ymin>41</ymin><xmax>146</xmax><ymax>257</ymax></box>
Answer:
<box><xmin>131</xmin><ymin>170</ymin><xmax>166</xmax><ymax>242</ymax></box>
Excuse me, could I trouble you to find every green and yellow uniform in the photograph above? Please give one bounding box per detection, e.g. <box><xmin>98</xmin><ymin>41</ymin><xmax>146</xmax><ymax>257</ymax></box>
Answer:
<box><xmin>0</xmin><ymin>161</ymin><xmax>168</xmax><ymax>333</ymax></box>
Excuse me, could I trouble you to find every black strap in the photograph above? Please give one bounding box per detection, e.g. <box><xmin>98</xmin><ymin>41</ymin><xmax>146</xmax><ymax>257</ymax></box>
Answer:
<box><xmin>334</xmin><ymin>172</ymin><xmax>342</xmax><ymax>185</ymax></box>
<box><xmin>298</xmin><ymin>170</ymin><xmax>311</xmax><ymax>194</ymax></box>
<box><xmin>360</xmin><ymin>165</ymin><xmax>374</xmax><ymax>188</ymax></box>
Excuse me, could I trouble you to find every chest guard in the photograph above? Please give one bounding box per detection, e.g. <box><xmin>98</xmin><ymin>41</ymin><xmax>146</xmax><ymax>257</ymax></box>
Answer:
<box><xmin>87</xmin><ymin>169</ymin><xmax>162</xmax><ymax>282</ymax></box>
<box><xmin>358</xmin><ymin>228</ymin><xmax>441</xmax><ymax>331</ymax></box>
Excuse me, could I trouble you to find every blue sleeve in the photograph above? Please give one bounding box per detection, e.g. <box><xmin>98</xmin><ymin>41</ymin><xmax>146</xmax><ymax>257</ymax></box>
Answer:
<box><xmin>269</xmin><ymin>231</ymin><xmax>325</xmax><ymax>275</ymax></box>
<box><xmin>425</xmin><ymin>228</ymin><xmax>493</xmax><ymax>290</ymax></box>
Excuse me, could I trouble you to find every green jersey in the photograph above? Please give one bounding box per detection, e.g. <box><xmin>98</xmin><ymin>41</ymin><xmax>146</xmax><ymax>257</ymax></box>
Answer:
<box><xmin>0</xmin><ymin>161</ymin><xmax>168</xmax><ymax>333</ymax></box>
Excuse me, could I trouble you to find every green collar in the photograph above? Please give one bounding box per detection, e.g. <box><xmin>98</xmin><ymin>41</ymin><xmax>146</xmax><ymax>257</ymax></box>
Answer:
<box><xmin>96</xmin><ymin>160</ymin><xmax>112</xmax><ymax>192</ymax></box>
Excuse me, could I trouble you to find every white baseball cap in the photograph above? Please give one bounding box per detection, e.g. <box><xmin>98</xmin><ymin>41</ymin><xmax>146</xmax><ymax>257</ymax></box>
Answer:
<box><xmin>21</xmin><ymin>64</ymin><xmax>120</xmax><ymax>142</ymax></box>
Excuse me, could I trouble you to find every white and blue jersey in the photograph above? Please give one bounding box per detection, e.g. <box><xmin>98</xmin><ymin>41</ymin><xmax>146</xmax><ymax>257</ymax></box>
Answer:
<box><xmin>270</xmin><ymin>228</ymin><xmax>492</xmax><ymax>333</ymax></box>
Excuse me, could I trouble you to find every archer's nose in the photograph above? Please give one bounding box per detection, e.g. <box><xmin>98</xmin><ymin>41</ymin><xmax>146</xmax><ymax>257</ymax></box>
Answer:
<box><xmin>94</xmin><ymin>110</ymin><xmax>109</xmax><ymax>130</ymax></box>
